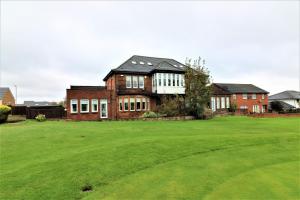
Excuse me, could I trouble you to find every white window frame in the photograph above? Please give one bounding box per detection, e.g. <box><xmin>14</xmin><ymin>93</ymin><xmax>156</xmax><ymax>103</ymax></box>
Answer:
<box><xmin>124</xmin><ymin>98</ymin><xmax>129</xmax><ymax>111</ymax></box>
<box><xmin>132</xmin><ymin>76</ymin><xmax>138</xmax><ymax>88</ymax></box>
<box><xmin>221</xmin><ymin>97</ymin><xmax>225</xmax><ymax>109</ymax></box>
<box><xmin>163</xmin><ymin>73</ymin><xmax>166</xmax><ymax>86</ymax></box>
<box><xmin>262</xmin><ymin>94</ymin><xmax>265</xmax><ymax>99</ymax></box>
<box><xmin>119</xmin><ymin>98</ymin><xmax>123</xmax><ymax>111</ymax></box>
<box><xmin>80</xmin><ymin>99</ymin><xmax>89</xmax><ymax>113</ymax></box>
<box><xmin>242</xmin><ymin>94</ymin><xmax>247</xmax><ymax>100</ymax></box>
<box><xmin>70</xmin><ymin>99</ymin><xmax>78</xmax><ymax>113</ymax></box>
<box><xmin>232</xmin><ymin>94</ymin><xmax>236</xmax><ymax>100</ymax></box>
<box><xmin>216</xmin><ymin>97</ymin><xmax>220</xmax><ymax>109</ymax></box>
<box><xmin>180</xmin><ymin>74</ymin><xmax>184</xmax><ymax>87</ymax></box>
<box><xmin>100</xmin><ymin>99</ymin><xmax>108</xmax><ymax>118</ymax></box>
<box><xmin>142</xmin><ymin>98</ymin><xmax>146</xmax><ymax>110</ymax></box>
<box><xmin>91</xmin><ymin>99</ymin><xmax>98</xmax><ymax>112</ymax></box>
<box><xmin>211</xmin><ymin>97</ymin><xmax>216</xmax><ymax>112</ymax></box>
<box><xmin>130</xmin><ymin>98</ymin><xmax>135</xmax><ymax>111</ymax></box>
<box><xmin>126</xmin><ymin>76</ymin><xmax>132</xmax><ymax>88</ymax></box>
<box><xmin>168</xmin><ymin>74</ymin><xmax>171</xmax><ymax>86</ymax></box>
<box><xmin>136</xmin><ymin>98</ymin><xmax>141</xmax><ymax>111</ymax></box>
<box><xmin>252</xmin><ymin>94</ymin><xmax>256</xmax><ymax>99</ymax></box>
<box><xmin>226</xmin><ymin>97</ymin><xmax>230</xmax><ymax>109</ymax></box>
<box><xmin>158</xmin><ymin>73</ymin><xmax>161</xmax><ymax>86</ymax></box>
<box><xmin>139</xmin><ymin>76</ymin><xmax>144</xmax><ymax>89</ymax></box>
<box><xmin>172</xmin><ymin>74</ymin><xmax>175</xmax><ymax>86</ymax></box>
<box><xmin>176</xmin><ymin>74</ymin><xmax>179</xmax><ymax>86</ymax></box>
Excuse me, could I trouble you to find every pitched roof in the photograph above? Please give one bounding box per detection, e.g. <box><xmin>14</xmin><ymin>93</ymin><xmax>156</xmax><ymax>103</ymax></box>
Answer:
<box><xmin>0</xmin><ymin>87</ymin><xmax>10</xmax><ymax>99</ymax></box>
<box><xmin>23</xmin><ymin>101</ymin><xmax>57</xmax><ymax>107</ymax></box>
<box><xmin>213</xmin><ymin>83</ymin><xmax>268</xmax><ymax>94</ymax></box>
<box><xmin>103</xmin><ymin>55</ymin><xmax>185</xmax><ymax>80</ymax></box>
<box><xmin>269</xmin><ymin>100</ymin><xmax>296</xmax><ymax>110</ymax></box>
<box><xmin>269</xmin><ymin>90</ymin><xmax>300</xmax><ymax>100</ymax></box>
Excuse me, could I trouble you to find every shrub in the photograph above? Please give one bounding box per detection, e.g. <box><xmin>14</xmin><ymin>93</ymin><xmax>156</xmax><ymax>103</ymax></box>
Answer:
<box><xmin>35</xmin><ymin>114</ymin><xmax>46</xmax><ymax>122</ymax></box>
<box><xmin>200</xmin><ymin>108</ymin><xmax>213</xmax><ymax>120</ymax></box>
<box><xmin>0</xmin><ymin>105</ymin><xmax>11</xmax><ymax>123</ymax></box>
<box><xmin>157</xmin><ymin>95</ymin><xmax>185</xmax><ymax>117</ymax></box>
<box><xmin>143</xmin><ymin>111</ymin><xmax>158</xmax><ymax>118</ymax></box>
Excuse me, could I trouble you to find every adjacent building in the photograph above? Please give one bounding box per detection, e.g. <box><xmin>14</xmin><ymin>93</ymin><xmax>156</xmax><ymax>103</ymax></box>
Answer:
<box><xmin>269</xmin><ymin>90</ymin><xmax>300</xmax><ymax>109</ymax></box>
<box><xmin>211</xmin><ymin>83</ymin><xmax>269</xmax><ymax>113</ymax></box>
<box><xmin>0</xmin><ymin>87</ymin><xmax>15</xmax><ymax>106</ymax></box>
<box><xmin>66</xmin><ymin>55</ymin><xmax>186</xmax><ymax>120</ymax></box>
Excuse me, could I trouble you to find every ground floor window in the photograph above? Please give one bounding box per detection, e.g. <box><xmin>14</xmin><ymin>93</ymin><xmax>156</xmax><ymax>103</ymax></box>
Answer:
<box><xmin>136</xmin><ymin>98</ymin><xmax>141</xmax><ymax>111</ymax></box>
<box><xmin>91</xmin><ymin>99</ymin><xmax>98</xmax><ymax>112</ymax></box>
<box><xmin>124</xmin><ymin>98</ymin><xmax>129</xmax><ymax>111</ymax></box>
<box><xmin>252</xmin><ymin>105</ymin><xmax>260</xmax><ymax>113</ymax></box>
<box><xmin>142</xmin><ymin>98</ymin><xmax>146</xmax><ymax>110</ymax></box>
<box><xmin>70</xmin><ymin>99</ymin><xmax>78</xmax><ymax>113</ymax></box>
<box><xmin>119</xmin><ymin>98</ymin><xmax>123</xmax><ymax>111</ymax></box>
<box><xmin>80</xmin><ymin>99</ymin><xmax>89</xmax><ymax>113</ymax></box>
<box><xmin>216</xmin><ymin>97</ymin><xmax>220</xmax><ymax>109</ymax></box>
<box><xmin>100</xmin><ymin>99</ymin><xmax>108</xmax><ymax>118</ymax></box>
<box><xmin>211</xmin><ymin>97</ymin><xmax>216</xmax><ymax>112</ymax></box>
<box><xmin>226</xmin><ymin>97</ymin><xmax>230</xmax><ymax>109</ymax></box>
<box><xmin>130</xmin><ymin>98</ymin><xmax>135</xmax><ymax>111</ymax></box>
<box><xmin>221</xmin><ymin>97</ymin><xmax>225</xmax><ymax>109</ymax></box>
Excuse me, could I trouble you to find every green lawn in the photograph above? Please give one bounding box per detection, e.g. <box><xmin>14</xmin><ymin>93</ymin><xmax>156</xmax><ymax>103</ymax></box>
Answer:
<box><xmin>0</xmin><ymin>117</ymin><xmax>299</xmax><ymax>200</ymax></box>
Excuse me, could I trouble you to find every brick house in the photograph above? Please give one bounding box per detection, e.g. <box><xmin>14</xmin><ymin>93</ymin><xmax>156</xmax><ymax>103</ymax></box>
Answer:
<box><xmin>66</xmin><ymin>55</ymin><xmax>186</xmax><ymax>120</ymax></box>
<box><xmin>211</xmin><ymin>83</ymin><xmax>269</xmax><ymax>113</ymax></box>
<box><xmin>0</xmin><ymin>87</ymin><xmax>15</xmax><ymax>106</ymax></box>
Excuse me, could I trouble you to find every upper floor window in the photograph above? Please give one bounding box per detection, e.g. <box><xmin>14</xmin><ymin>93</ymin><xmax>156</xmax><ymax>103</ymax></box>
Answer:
<box><xmin>70</xmin><ymin>99</ymin><xmax>78</xmax><ymax>113</ymax></box>
<box><xmin>80</xmin><ymin>99</ymin><xmax>89</xmax><ymax>113</ymax></box>
<box><xmin>132</xmin><ymin>76</ymin><xmax>138</xmax><ymax>88</ymax></box>
<box><xmin>158</xmin><ymin>73</ymin><xmax>162</xmax><ymax>86</ymax></box>
<box><xmin>262</xmin><ymin>94</ymin><xmax>265</xmax><ymax>99</ymax></box>
<box><xmin>139</xmin><ymin>76</ymin><xmax>144</xmax><ymax>89</ymax></box>
<box><xmin>176</xmin><ymin>74</ymin><xmax>179</xmax><ymax>86</ymax></box>
<box><xmin>168</xmin><ymin>74</ymin><xmax>171</xmax><ymax>86</ymax></box>
<box><xmin>242</xmin><ymin>94</ymin><xmax>247</xmax><ymax>99</ymax></box>
<box><xmin>163</xmin><ymin>73</ymin><xmax>167</xmax><ymax>86</ymax></box>
<box><xmin>126</xmin><ymin>76</ymin><xmax>131</xmax><ymax>88</ymax></box>
<box><xmin>233</xmin><ymin>94</ymin><xmax>236</xmax><ymax>100</ymax></box>
<box><xmin>91</xmin><ymin>99</ymin><xmax>98</xmax><ymax>112</ymax></box>
<box><xmin>252</xmin><ymin>94</ymin><xmax>256</xmax><ymax>99</ymax></box>
<box><xmin>226</xmin><ymin>97</ymin><xmax>230</xmax><ymax>108</ymax></box>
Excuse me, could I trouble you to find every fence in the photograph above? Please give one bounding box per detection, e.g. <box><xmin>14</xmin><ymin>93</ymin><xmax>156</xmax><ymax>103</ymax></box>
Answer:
<box><xmin>10</xmin><ymin>106</ymin><xmax>66</xmax><ymax>119</ymax></box>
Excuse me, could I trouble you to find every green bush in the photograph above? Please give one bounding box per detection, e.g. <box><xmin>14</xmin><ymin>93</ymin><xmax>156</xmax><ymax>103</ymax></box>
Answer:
<box><xmin>200</xmin><ymin>108</ymin><xmax>213</xmax><ymax>120</ymax></box>
<box><xmin>143</xmin><ymin>111</ymin><xmax>158</xmax><ymax>118</ymax></box>
<box><xmin>0</xmin><ymin>105</ymin><xmax>11</xmax><ymax>123</ymax></box>
<box><xmin>35</xmin><ymin>114</ymin><xmax>46</xmax><ymax>122</ymax></box>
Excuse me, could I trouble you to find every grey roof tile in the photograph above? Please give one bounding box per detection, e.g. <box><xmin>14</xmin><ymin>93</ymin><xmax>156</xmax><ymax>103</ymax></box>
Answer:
<box><xmin>214</xmin><ymin>83</ymin><xmax>268</xmax><ymax>94</ymax></box>
<box><xmin>269</xmin><ymin>90</ymin><xmax>300</xmax><ymax>100</ymax></box>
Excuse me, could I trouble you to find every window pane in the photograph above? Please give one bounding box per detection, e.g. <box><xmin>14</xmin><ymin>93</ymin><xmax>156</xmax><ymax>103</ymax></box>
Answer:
<box><xmin>180</xmin><ymin>74</ymin><xmax>184</xmax><ymax>86</ymax></box>
<box><xmin>70</xmin><ymin>99</ymin><xmax>78</xmax><ymax>113</ymax></box>
<box><xmin>126</xmin><ymin>76</ymin><xmax>132</xmax><ymax>88</ymax></box>
<box><xmin>176</xmin><ymin>74</ymin><xmax>179</xmax><ymax>86</ymax></box>
<box><xmin>91</xmin><ymin>99</ymin><xmax>98</xmax><ymax>112</ymax></box>
<box><xmin>163</xmin><ymin>74</ymin><xmax>166</xmax><ymax>86</ymax></box>
<box><xmin>243</xmin><ymin>94</ymin><xmax>247</xmax><ymax>99</ymax></box>
<box><xmin>168</xmin><ymin>74</ymin><xmax>171</xmax><ymax>86</ymax></box>
<box><xmin>221</xmin><ymin>97</ymin><xmax>225</xmax><ymax>109</ymax></box>
<box><xmin>132</xmin><ymin>76</ymin><xmax>138</xmax><ymax>88</ymax></box>
<box><xmin>172</xmin><ymin>74</ymin><xmax>175</xmax><ymax>86</ymax></box>
<box><xmin>136</xmin><ymin>98</ymin><xmax>141</xmax><ymax>111</ymax></box>
<box><xmin>80</xmin><ymin>99</ymin><xmax>89</xmax><ymax>113</ymax></box>
<box><xmin>119</xmin><ymin>98</ymin><xmax>123</xmax><ymax>111</ymax></box>
<box><xmin>124</xmin><ymin>98</ymin><xmax>129</xmax><ymax>111</ymax></box>
<box><xmin>130</xmin><ymin>98</ymin><xmax>135</xmax><ymax>111</ymax></box>
<box><xmin>142</xmin><ymin>98</ymin><xmax>146</xmax><ymax>110</ymax></box>
<box><xmin>226</xmin><ymin>97</ymin><xmax>230</xmax><ymax>108</ymax></box>
<box><xmin>139</xmin><ymin>76</ymin><xmax>144</xmax><ymax>88</ymax></box>
<box><xmin>158</xmin><ymin>73</ymin><xmax>161</xmax><ymax>86</ymax></box>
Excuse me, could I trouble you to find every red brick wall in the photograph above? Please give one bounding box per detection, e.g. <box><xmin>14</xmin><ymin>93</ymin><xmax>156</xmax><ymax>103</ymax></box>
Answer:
<box><xmin>66</xmin><ymin>88</ymin><xmax>116</xmax><ymax>120</ymax></box>
<box><xmin>115</xmin><ymin>74</ymin><xmax>152</xmax><ymax>94</ymax></box>
<box><xmin>1</xmin><ymin>90</ymin><xmax>15</xmax><ymax>106</ymax></box>
<box><xmin>231</xmin><ymin>93</ymin><xmax>268</xmax><ymax>113</ymax></box>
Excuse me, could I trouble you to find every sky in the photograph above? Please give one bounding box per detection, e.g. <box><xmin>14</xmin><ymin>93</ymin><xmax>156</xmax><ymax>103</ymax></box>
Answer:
<box><xmin>0</xmin><ymin>1</ymin><xmax>299</xmax><ymax>103</ymax></box>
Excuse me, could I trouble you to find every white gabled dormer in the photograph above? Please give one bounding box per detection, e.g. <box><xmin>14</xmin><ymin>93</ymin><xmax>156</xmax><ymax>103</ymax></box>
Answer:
<box><xmin>152</xmin><ymin>72</ymin><xmax>185</xmax><ymax>94</ymax></box>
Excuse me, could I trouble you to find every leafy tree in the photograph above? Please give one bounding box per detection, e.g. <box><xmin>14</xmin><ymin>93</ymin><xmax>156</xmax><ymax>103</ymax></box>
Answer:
<box><xmin>157</xmin><ymin>95</ymin><xmax>185</xmax><ymax>117</ymax></box>
<box><xmin>184</xmin><ymin>57</ymin><xmax>211</xmax><ymax>119</ymax></box>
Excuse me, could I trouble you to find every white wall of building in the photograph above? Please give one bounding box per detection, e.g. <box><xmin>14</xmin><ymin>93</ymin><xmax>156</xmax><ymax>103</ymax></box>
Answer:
<box><xmin>152</xmin><ymin>73</ymin><xmax>185</xmax><ymax>94</ymax></box>
<box><xmin>270</xmin><ymin>99</ymin><xmax>300</xmax><ymax>108</ymax></box>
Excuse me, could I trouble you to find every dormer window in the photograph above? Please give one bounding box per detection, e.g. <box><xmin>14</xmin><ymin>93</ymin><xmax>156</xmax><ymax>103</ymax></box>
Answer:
<box><xmin>131</xmin><ymin>61</ymin><xmax>137</xmax><ymax>64</ymax></box>
<box><xmin>147</xmin><ymin>62</ymin><xmax>152</xmax><ymax>66</ymax></box>
<box><xmin>139</xmin><ymin>61</ymin><xmax>144</xmax><ymax>65</ymax></box>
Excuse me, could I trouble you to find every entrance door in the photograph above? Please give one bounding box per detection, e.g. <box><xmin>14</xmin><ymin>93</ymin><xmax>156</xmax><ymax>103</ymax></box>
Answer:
<box><xmin>100</xmin><ymin>99</ymin><xmax>108</xmax><ymax>118</ymax></box>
